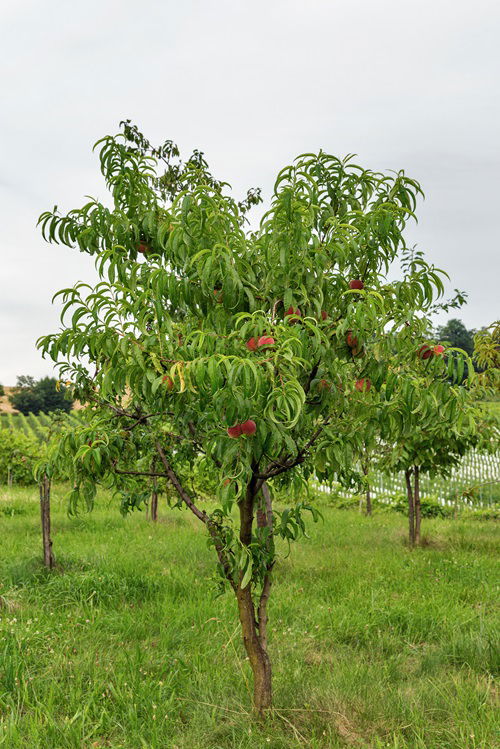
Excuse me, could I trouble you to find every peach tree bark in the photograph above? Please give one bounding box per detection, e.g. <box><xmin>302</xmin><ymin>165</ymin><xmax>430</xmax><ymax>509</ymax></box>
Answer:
<box><xmin>38</xmin><ymin>124</ymin><xmax>455</xmax><ymax>715</ymax></box>
<box><xmin>39</xmin><ymin>473</ymin><xmax>54</xmax><ymax>569</ymax></box>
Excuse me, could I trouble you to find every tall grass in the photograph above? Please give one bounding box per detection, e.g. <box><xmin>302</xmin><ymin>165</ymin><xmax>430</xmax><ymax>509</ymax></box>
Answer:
<box><xmin>0</xmin><ymin>485</ymin><xmax>498</xmax><ymax>748</ymax></box>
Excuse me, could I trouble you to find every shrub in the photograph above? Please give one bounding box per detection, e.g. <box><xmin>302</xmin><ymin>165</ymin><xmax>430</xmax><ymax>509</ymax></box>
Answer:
<box><xmin>461</xmin><ymin>507</ymin><xmax>499</xmax><ymax>521</ymax></box>
<box><xmin>0</xmin><ymin>428</ymin><xmax>39</xmax><ymax>484</ymax></box>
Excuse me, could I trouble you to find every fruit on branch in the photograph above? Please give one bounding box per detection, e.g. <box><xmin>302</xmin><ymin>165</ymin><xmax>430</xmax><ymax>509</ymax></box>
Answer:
<box><xmin>349</xmin><ymin>279</ymin><xmax>364</xmax><ymax>290</ymax></box>
<box><xmin>257</xmin><ymin>336</ymin><xmax>275</xmax><ymax>347</ymax></box>
<box><xmin>227</xmin><ymin>420</ymin><xmax>257</xmax><ymax>438</ymax></box>
<box><xmin>418</xmin><ymin>345</ymin><xmax>433</xmax><ymax>360</ymax></box>
<box><xmin>227</xmin><ymin>424</ymin><xmax>243</xmax><ymax>438</ymax></box>
<box><xmin>240</xmin><ymin>419</ymin><xmax>257</xmax><ymax>435</ymax></box>
<box><xmin>162</xmin><ymin>375</ymin><xmax>174</xmax><ymax>390</ymax></box>
<box><xmin>223</xmin><ymin>478</ymin><xmax>231</xmax><ymax>487</ymax></box>
<box><xmin>214</xmin><ymin>288</ymin><xmax>223</xmax><ymax>303</ymax></box>
<box><xmin>137</xmin><ymin>241</ymin><xmax>152</xmax><ymax>255</ymax></box>
<box><xmin>321</xmin><ymin>310</ymin><xmax>328</xmax><ymax>321</ymax></box>
<box><xmin>355</xmin><ymin>378</ymin><xmax>371</xmax><ymax>392</ymax></box>
<box><xmin>318</xmin><ymin>379</ymin><xmax>331</xmax><ymax>391</ymax></box>
<box><xmin>285</xmin><ymin>306</ymin><xmax>301</xmax><ymax>323</ymax></box>
<box><xmin>346</xmin><ymin>331</ymin><xmax>358</xmax><ymax>349</ymax></box>
<box><xmin>246</xmin><ymin>336</ymin><xmax>275</xmax><ymax>350</ymax></box>
<box><xmin>433</xmin><ymin>345</ymin><xmax>445</xmax><ymax>355</ymax></box>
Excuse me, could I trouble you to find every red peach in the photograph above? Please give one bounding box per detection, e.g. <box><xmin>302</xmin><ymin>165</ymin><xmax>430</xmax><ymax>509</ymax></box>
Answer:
<box><xmin>162</xmin><ymin>375</ymin><xmax>174</xmax><ymax>390</ymax></box>
<box><xmin>257</xmin><ymin>335</ymin><xmax>275</xmax><ymax>347</ymax></box>
<box><xmin>240</xmin><ymin>419</ymin><xmax>257</xmax><ymax>435</ymax></box>
<box><xmin>138</xmin><ymin>241</ymin><xmax>152</xmax><ymax>255</ymax></box>
<box><xmin>418</xmin><ymin>345</ymin><xmax>433</xmax><ymax>360</ymax></box>
<box><xmin>346</xmin><ymin>331</ymin><xmax>358</xmax><ymax>348</ymax></box>
<box><xmin>227</xmin><ymin>424</ymin><xmax>243</xmax><ymax>438</ymax></box>
<box><xmin>321</xmin><ymin>310</ymin><xmax>328</xmax><ymax>321</ymax></box>
<box><xmin>246</xmin><ymin>337</ymin><xmax>258</xmax><ymax>351</ymax></box>
<box><xmin>349</xmin><ymin>279</ymin><xmax>364</xmax><ymax>290</ymax></box>
<box><xmin>433</xmin><ymin>345</ymin><xmax>445</xmax><ymax>355</ymax></box>
<box><xmin>355</xmin><ymin>378</ymin><xmax>371</xmax><ymax>393</ymax></box>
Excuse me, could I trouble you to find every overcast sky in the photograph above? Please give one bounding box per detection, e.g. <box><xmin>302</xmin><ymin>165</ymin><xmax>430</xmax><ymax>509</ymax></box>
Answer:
<box><xmin>0</xmin><ymin>0</ymin><xmax>498</xmax><ymax>384</ymax></box>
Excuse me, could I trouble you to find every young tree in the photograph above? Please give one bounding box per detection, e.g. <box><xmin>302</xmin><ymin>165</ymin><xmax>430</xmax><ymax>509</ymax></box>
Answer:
<box><xmin>0</xmin><ymin>428</ymin><xmax>39</xmax><ymax>484</ymax></box>
<box><xmin>37</xmin><ymin>125</ymin><xmax>452</xmax><ymax>715</ymax></box>
<box><xmin>381</xmin><ymin>345</ymin><xmax>493</xmax><ymax>545</ymax></box>
<box><xmin>474</xmin><ymin>321</ymin><xmax>500</xmax><ymax>391</ymax></box>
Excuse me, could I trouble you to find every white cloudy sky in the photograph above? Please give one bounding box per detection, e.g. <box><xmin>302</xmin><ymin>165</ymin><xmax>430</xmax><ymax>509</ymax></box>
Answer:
<box><xmin>0</xmin><ymin>0</ymin><xmax>498</xmax><ymax>384</ymax></box>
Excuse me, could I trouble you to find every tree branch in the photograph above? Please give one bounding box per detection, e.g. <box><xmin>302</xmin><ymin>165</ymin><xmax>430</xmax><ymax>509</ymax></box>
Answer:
<box><xmin>257</xmin><ymin>416</ymin><xmax>332</xmax><ymax>481</ymax></box>
<box><xmin>303</xmin><ymin>360</ymin><xmax>320</xmax><ymax>396</ymax></box>
<box><xmin>188</xmin><ymin>420</ymin><xmax>222</xmax><ymax>468</ymax></box>
<box><xmin>112</xmin><ymin>462</ymin><xmax>169</xmax><ymax>479</ymax></box>
<box><xmin>155</xmin><ymin>441</ymin><xmax>236</xmax><ymax>589</ymax></box>
<box><xmin>155</xmin><ymin>442</ymin><xmax>208</xmax><ymax>523</ymax></box>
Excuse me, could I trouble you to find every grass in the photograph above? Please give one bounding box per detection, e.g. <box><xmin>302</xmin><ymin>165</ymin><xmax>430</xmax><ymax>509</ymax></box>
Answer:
<box><xmin>0</xmin><ymin>486</ymin><xmax>498</xmax><ymax>748</ymax></box>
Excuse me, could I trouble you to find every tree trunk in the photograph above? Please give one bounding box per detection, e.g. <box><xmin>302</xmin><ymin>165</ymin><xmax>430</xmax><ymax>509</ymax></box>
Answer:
<box><xmin>257</xmin><ymin>483</ymin><xmax>274</xmax><ymax>654</ymax></box>
<box><xmin>414</xmin><ymin>465</ymin><xmax>421</xmax><ymax>545</ymax></box>
<box><xmin>365</xmin><ymin>485</ymin><xmax>372</xmax><ymax>516</ymax></box>
<box><xmin>236</xmin><ymin>585</ymin><xmax>272</xmax><ymax>716</ymax></box>
<box><xmin>155</xmin><ymin>442</ymin><xmax>274</xmax><ymax>716</ymax></box>
<box><xmin>39</xmin><ymin>474</ymin><xmax>54</xmax><ymax>569</ymax></box>
<box><xmin>405</xmin><ymin>469</ymin><xmax>415</xmax><ymax>548</ymax></box>
<box><xmin>236</xmin><ymin>478</ymin><xmax>273</xmax><ymax>716</ymax></box>
<box><xmin>150</xmin><ymin>473</ymin><xmax>158</xmax><ymax>522</ymax></box>
<box><xmin>362</xmin><ymin>460</ymin><xmax>372</xmax><ymax>515</ymax></box>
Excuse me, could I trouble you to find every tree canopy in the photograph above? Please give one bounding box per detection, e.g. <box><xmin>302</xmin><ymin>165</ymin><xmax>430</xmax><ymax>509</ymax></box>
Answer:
<box><xmin>36</xmin><ymin>124</ymin><xmax>472</xmax><ymax>714</ymax></box>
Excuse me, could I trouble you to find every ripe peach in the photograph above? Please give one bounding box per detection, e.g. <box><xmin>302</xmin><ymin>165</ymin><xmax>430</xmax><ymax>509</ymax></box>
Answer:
<box><xmin>346</xmin><ymin>331</ymin><xmax>358</xmax><ymax>349</ymax></box>
<box><xmin>240</xmin><ymin>419</ymin><xmax>257</xmax><ymax>435</ymax></box>
<box><xmin>246</xmin><ymin>337</ymin><xmax>258</xmax><ymax>351</ymax></box>
<box><xmin>138</xmin><ymin>241</ymin><xmax>152</xmax><ymax>255</ymax></box>
<box><xmin>418</xmin><ymin>345</ymin><xmax>433</xmax><ymax>360</ymax></box>
<box><xmin>433</xmin><ymin>345</ymin><xmax>445</xmax><ymax>355</ymax></box>
<box><xmin>227</xmin><ymin>424</ymin><xmax>243</xmax><ymax>438</ymax></box>
<box><xmin>162</xmin><ymin>375</ymin><xmax>174</xmax><ymax>390</ymax></box>
<box><xmin>349</xmin><ymin>279</ymin><xmax>364</xmax><ymax>290</ymax></box>
<box><xmin>257</xmin><ymin>335</ymin><xmax>275</xmax><ymax>347</ymax></box>
<box><xmin>355</xmin><ymin>378</ymin><xmax>371</xmax><ymax>393</ymax></box>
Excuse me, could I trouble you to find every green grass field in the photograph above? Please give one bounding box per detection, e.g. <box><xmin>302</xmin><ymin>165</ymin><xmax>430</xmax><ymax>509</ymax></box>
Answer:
<box><xmin>0</xmin><ymin>486</ymin><xmax>498</xmax><ymax>748</ymax></box>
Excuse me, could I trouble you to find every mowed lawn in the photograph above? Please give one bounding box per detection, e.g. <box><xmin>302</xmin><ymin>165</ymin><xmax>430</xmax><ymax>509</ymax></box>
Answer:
<box><xmin>0</xmin><ymin>487</ymin><xmax>498</xmax><ymax>748</ymax></box>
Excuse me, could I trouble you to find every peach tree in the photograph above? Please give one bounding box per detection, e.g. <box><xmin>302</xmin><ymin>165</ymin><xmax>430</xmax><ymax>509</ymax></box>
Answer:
<box><xmin>38</xmin><ymin>124</ymin><xmax>449</xmax><ymax>714</ymax></box>
<box><xmin>380</xmin><ymin>342</ymin><xmax>496</xmax><ymax>544</ymax></box>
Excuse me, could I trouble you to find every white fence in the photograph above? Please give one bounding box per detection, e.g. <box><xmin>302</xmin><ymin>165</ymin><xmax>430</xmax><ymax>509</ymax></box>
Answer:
<box><xmin>317</xmin><ymin>449</ymin><xmax>500</xmax><ymax>506</ymax></box>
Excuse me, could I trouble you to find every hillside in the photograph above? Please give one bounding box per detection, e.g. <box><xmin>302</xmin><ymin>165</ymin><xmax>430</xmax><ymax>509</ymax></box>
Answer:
<box><xmin>0</xmin><ymin>386</ymin><xmax>18</xmax><ymax>414</ymax></box>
